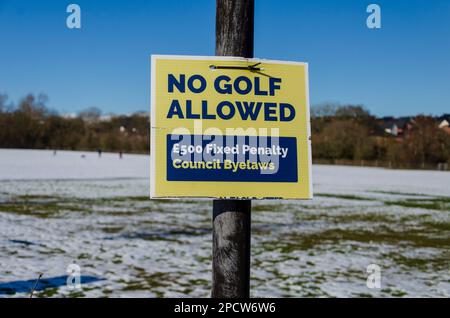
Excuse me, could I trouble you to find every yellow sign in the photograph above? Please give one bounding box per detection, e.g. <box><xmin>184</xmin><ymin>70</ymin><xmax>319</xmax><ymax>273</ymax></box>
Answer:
<box><xmin>150</xmin><ymin>55</ymin><xmax>312</xmax><ymax>199</ymax></box>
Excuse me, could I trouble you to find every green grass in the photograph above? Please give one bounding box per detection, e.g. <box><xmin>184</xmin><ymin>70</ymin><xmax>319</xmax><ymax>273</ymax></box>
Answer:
<box><xmin>252</xmin><ymin>203</ymin><xmax>286</xmax><ymax>212</ymax></box>
<box><xmin>384</xmin><ymin>252</ymin><xmax>450</xmax><ymax>271</ymax></box>
<box><xmin>260</xmin><ymin>226</ymin><xmax>450</xmax><ymax>254</ymax></box>
<box><xmin>371</xmin><ymin>191</ymin><xmax>429</xmax><ymax>197</ymax></box>
<box><xmin>384</xmin><ymin>197</ymin><xmax>450</xmax><ymax>211</ymax></box>
<box><xmin>316</xmin><ymin>193</ymin><xmax>377</xmax><ymax>201</ymax></box>
<box><xmin>0</xmin><ymin>201</ymin><xmax>82</xmax><ymax>218</ymax></box>
<box><xmin>0</xmin><ymin>194</ymin><xmax>169</xmax><ymax>217</ymax></box>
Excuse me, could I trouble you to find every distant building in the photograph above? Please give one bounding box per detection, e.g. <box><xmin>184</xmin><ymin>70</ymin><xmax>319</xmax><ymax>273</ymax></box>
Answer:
<box><xmin>378</xmin><ymin>117</ymin><xmax>413</xmax><ymax>137</ymax></box>
<box><xmin>99</xmin><ymin>114</ymin><xmax>113</xmax><ymax>122</ymax></box>
<box><xmin>439</xmin><ymin>119</ymin><xmax>449</xmax><ymax>129</ymax></box>
<box><xmin>438</xmin><ymin>114</ymin><xmax>450</xmax><ymax>134</ymax></box>
<box><xmin>61</xmin><ymin>113</ymin><xmax>77</xmax><ymax>119</ymax></box>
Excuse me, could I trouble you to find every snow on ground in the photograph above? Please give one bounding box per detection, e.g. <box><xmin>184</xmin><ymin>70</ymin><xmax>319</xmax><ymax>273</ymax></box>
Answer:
<box><xmin>1</xmin><ymin>149</ymin><xmax>448</xmax><ymax>196</ymax></box>
<box><xmin>0</xmin><ymin>149</ymin><xmax>449</xmax><ymax>298</ymax></box>
<box><xmin>315</xmin><ymin>164</ymin><xmax>450</xmax><ymax>197</ymax></box>
<box><xmin>0</xmin><ymin>149</ymin><xmax>148</xmax><ymax>180</ymax></box>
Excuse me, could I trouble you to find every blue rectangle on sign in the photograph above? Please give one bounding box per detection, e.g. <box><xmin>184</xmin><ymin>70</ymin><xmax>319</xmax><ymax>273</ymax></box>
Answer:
<box><xmin>166</xmin><ymin>134</ymin><xmax>298</xmax><ymax>182</ymax></box>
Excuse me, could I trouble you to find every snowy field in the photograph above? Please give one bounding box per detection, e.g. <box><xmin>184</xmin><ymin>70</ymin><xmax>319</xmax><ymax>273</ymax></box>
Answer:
<box><xmin>0</xmin><ymin>149</ymin><xmax>449</xmax><ymax>297</ymax></box>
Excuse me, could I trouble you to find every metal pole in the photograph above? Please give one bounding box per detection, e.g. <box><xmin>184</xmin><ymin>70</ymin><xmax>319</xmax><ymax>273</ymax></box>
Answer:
<box><xmin>212</xmin><ymin>0</ymin><xmax>254</xmax><ymax>298</ymax></box>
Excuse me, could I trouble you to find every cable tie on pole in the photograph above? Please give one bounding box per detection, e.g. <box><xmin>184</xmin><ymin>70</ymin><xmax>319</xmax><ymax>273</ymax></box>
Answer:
<box><xmin>209</xmin><ymin>62</ymin><xmax>263</xmax><ymax>71</ymax></box>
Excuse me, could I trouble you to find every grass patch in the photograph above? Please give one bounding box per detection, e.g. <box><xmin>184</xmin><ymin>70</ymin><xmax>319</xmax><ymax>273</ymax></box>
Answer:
<box><xmin>120</xmin><ymin>267</ymin><xmax>177</xmax><ymax>296</ymax></box>
<box><xmin>0</xmin><ymin>201</ymin><xmax>83</xmax><ymax>218</ymax></box>
<box><xmin>385</xmin><ymin>252</ymin><xmax>450</xmax><ymax>271</ymax></box>
<box><xmin>0</xmin><ymin>195</ymin><xmax>167</xmax><ymax>217</ymax></box>
<box><xmin>261</xmin><ymin>226</ymin><xmax>450</xmax><ymax>253</ymax></box>
<box><xmin>101</xmin><ymin>226</ymin><xmax>124</xmax><ymax>234</ymax></box>
<box><xmin>316</xmin><ymin>193</ymin><xmax>377</xmax><ymax>201</ymax></box>
<box><xmin>384</xmin><ymin>197</ymin><xmax>450</xmax><ymax>211</ymax></box>
<box><xmin>372</xmin><ymin>191</ymin><xmax>429</xmax><ymax>197</ymax></box>
<box><xmin>252</xmin><ymin>203</ymin><xmax>286</xmax><ymax>212</ymax></box>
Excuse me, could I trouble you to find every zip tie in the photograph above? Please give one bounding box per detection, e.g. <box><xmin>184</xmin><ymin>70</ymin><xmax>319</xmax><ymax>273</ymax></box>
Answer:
<box><xmin>209</xmin><ymin>62</ymin><xmax>263</xmax><ymax>71</ymax></box>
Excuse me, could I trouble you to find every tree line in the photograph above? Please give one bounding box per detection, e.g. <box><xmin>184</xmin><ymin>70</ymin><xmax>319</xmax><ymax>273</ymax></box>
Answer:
<box><xmin>0</xmin><ymin>94</ymin><xmax>149</xmax><ymax>153</ymax></box>
<box><xmin>311</xmin><ymin>104</ymin><xmax>450</xmax><ymax>169</ymax></box>
<box><xmin>1</xmin><ymin>94</ymin><xmax>449</xmax><ymax>169</ymax></box>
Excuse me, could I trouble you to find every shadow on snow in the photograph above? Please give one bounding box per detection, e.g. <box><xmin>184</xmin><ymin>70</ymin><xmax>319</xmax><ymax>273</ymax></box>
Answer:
<box><xmin>0</xmin><ymin>275</ymin><xmax>104</xmax><ymax>295</ymax></box>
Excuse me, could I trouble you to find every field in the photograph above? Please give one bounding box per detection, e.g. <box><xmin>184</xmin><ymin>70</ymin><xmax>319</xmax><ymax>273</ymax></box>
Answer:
<box><xmin>0</xmin><ymin>149</ymin><xmax>449</xmax><ymax>297</ymax></box>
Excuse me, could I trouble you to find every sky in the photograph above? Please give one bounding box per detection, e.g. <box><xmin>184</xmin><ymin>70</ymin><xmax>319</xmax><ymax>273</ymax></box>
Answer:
<box><xmin>0</xmin><ymin>0</ymin><xmax>449</xmax><ymax>117</ymax></box>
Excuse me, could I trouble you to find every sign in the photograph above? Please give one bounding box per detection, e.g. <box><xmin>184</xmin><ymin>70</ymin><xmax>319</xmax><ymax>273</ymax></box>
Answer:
<box><xmin>150</xmin><ymin>55</ymin><xmax>312</xmax><ymax>199</ymax></box>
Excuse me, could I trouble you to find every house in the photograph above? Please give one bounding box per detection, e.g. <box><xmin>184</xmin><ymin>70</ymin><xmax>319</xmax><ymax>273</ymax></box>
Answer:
<box><xmin>378</xmin><ymin>117</ymin><xmax>413</xmax><ymax>137</ymax></box>
<box><xmin>438</xmin><ymin>114</ymin><xmax>450</xmax><ymax>134</ymax></box>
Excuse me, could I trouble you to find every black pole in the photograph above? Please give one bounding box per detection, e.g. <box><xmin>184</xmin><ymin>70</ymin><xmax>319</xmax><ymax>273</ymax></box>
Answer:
<box><xmin>212</xmin><ymin>0</ymin><xmax>254</xmax><ymax>298</ymax></box>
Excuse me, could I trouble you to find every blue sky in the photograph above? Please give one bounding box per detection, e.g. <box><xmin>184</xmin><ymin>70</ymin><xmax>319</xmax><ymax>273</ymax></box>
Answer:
<box><xmin>0</xmin><ymin>0</ymin><xmax>449</xmax><ymax>116</ymax></box>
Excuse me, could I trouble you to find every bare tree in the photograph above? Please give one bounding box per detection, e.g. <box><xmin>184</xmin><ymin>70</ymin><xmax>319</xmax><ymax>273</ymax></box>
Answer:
<box><xmin>79</xmin><ymin>107</ymin><xmax>102</xmax><ymax>123</ymax></box>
